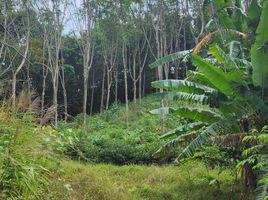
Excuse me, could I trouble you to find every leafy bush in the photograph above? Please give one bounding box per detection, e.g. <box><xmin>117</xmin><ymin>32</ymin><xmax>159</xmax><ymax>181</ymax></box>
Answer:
<box><xmin>55</xmin><ymin>96</ymin><xmax>181</xmax><ymax>165</ymax></box>
<box><xmin>54</xmin><ymin>126</ymin><xmax>167</xmax><ymax>165</ymax></box>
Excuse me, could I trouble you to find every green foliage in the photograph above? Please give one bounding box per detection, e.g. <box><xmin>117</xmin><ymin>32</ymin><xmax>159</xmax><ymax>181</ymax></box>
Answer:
<box><xmin>160</xmin><ymin>122</ymin><xmax>204</xmax><ymax>139</ymax></box>
<box><xmin>0</xmin><ymin>113</ymin><xmax>57</xmax><ymax>199</ymax></box>
<box><xmin>149</xmin><ymin>49</ymin><xmax>192</xmax><ymax>69</ymax></box>
<box><xmin>192</xmin><ymin>146</ymin><xmax>231</xmax><ymax>168</ymax></box>
<box><xmin>251</xmin><ymin>0</ymin><xmax>268</xmax><ymax>88</ymax></box>
<box><xmin>150</xmin><ymin>39</ymin><xmax>268</xmax><ymax>171</ymax></box>
<box><xmin>55</xmin><ymin>96</ymin><xmax>182</xmax><ymax>165</ymax></box>
<box><xmin>192</xmin><ymin>55</ymin><xmax>241</xmax><ymax>99</ymax></box>
<box><xmin>54</xmin><ymin>126</ymin><xmax>163</xmax><ymax>165</ymax></box>
<box><xmin>44</xmin><ymin>160</ymin><xmax>245</xmax><ymax>200</ymax></box>
<box><xmin>238</xmin><ymin>126</ymin><xmax>268</xmax><ymax>199</ymax></box>
<box><xmin>151</xmin><ymin>79</ymin><xmax>217</xmax><ymax>95</ymax></box>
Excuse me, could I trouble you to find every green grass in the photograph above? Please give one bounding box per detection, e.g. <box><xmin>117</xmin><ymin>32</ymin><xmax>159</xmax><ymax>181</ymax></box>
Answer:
<box><xmin>0</xmin><ymin>95</ymin><xmax>249</xmax><ymax>199</ymax></box>
<box><xmin>43</xmin><ymin>160</ymin><xmax>246</xmax><ymax>200</ymax></box>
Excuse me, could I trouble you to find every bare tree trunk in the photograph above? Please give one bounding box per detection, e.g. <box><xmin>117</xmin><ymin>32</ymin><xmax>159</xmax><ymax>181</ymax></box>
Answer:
<box><xmin>131</xmin><ymin>54</ymin><xmax>137</xmax><ymax>108</ymax></box>
<box><xmin>0</xmin><ymin>1</ymin><xmax>7</xmax><ymax>59</ymax></box>
<box><xmin>133</xmin><ymin>80</ymin><xmax>137</xmax><ymax>106</ymax></box>
<box><xmin>82</xmin><ymin>43</ymin><xmax>95</xmax><ymax>128</ymax></box>
<box><xmin>60</xmin><ymin>64</ymin><xmax>68</xmax><ymax>121</ymax></box>
<box><xmin>11</xmin><ymin>74</ymin><xmax>16</xmax><ymax>107</ymax></box>
<box><xmin>106</xmin><ymin>64</ymin><xmax>112</xmax><ymax>110</ymax></box>
<box><xmin>27</xmin><ymin>60</ymin><xmax>31</xmax><ymax>108</ymax></box>
<box><xmin>100</xmin><ymin>66</ymin><xmax>106</xmax><ymax>112</ymax></box>
<box><xmin>83</xmin><ymin>71</ymin><xmax>88</xmax><ymax>125</ymax></box>
<box><xmin>11</xmin><ymin>3</ymin><xmax>30</xmax><ymax>107</ymax></box>
<box><xmin>123</xmin><ymin>42</ymin><xmax>129</xmax><ymax>126</ymax></box>
<box><xmin>139</xmin><ymin>73</ymin><xmax>142</xmax><ymax>104</ymax></box>
<box><xmin>59</xmin><ymin>48</ymin><xmax>68</xmax><ymax>121</ymax></box>
<box><xmin>52</xmin><ymin>76</ymin><xmax>58</xmax><ymax>128</ymax></box>
<box><xmin>90</xmin><ymin>86</ymin><xmax>94</xmax><ymax>115</ymax></box>
<box><xmin>90</xmin><ymin>86</ymin><xmax>94</xmax><ymax>116</ymax></box>
<box><xmin>41</xmin><ymin>65</ymin><xmax>48</xmax><ymax>120</ymax></box>
<box><xmin>114</xmin><ymin>67</ymin><xmax>118</xmax><ymax>104</ymax></box>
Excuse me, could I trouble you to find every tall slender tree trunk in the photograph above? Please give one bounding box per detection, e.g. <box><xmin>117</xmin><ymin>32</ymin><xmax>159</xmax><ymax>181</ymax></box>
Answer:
<box><xmin>61</xmin><ymin>65</ymin><xmax>68</xmax><ymax>121</ymax></box>
<box><xmin>83</xmin><ymin>68</ymin><xmax>89</xmax><ymax>127</ymax></box>
<box><xmin>52</xmin><ymin>75</ymin><xmax>58</xmax><ymax>128</ymax></box>
<box><xmin>100</xmin><ymin>66</ymin><xmax>106</xmax><ymax>112</ymax></box>
<box><xmin>82</xmin><ymin>44</ymin><xmax>94</xmax><ymax>128</ymax></box>
<box><xmin>132</xmin><ymin>56</ymin><xmax>137</xmax><ymax>108</ymax></box>
<box><xmin>0</xmin><ymin>1</ymin><xmax>7</xmax><ymax>59</ymax></box>
<box><xmin>11</xmin><ymin>2</ymin><xmax>30</xmax><ymax>107</ymax></box>
<box><xmin>123</xmin><ymin>42</ymin><xmax>129</xmax><ymax>126</ymax></box>
<box><xmin>106</xmin><ymin>66</ymin><xmax>112</xmax><ymax>110</ymax></box>
<box><xmin>60</xmin><ymin>48</ymin><xmax>68</xmax><ymax>121</ymax></box>
<box><xmin>139</xmin><ymin>74</ymin><xmax>142</xmax><ymax>104</ymax></box>
<box><xmin>114</xmin><ymin>67</ymin><xmax>118</xmax><ymax>104</ymax></box>
<box><xmin>11</xmin><ymin>74</ymin><xmax>16</xmax><ymax>107</ymax></box>
<box><xmin>27</xmin><ymin>61</ymin><xmax>31</xmax><ymax>108</ymax></box>
<box><xmin>90</xmin><ymin>86</ymin><xmax>94</xmax><ymax>115</ymax></box>
<box><xmin>41</xmin><ymin>65</ymin><xmax>48</xmax><ymax>120</ymax></box>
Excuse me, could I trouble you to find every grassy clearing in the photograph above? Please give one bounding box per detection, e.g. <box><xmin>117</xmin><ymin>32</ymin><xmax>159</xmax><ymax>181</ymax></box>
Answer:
<box><xmin>0</xmin><ymin>95</ymin><xmax>247</xmax><ymax>199</ymax></box>
<box><xmin>44</xmin><ymin>160</ymin><xmax>246</xmax><ymax>200</ymax></box>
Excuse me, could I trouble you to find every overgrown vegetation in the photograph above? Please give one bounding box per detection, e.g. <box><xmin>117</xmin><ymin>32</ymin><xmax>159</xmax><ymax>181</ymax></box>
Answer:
<box><xmin>1</xmin><ymin>0</ymin><xmax>268</xmax><ymax>199</ymax></box>
<box><xmin>44</xmin><ymin>160</ymin><xmax>244</xmax><ymax>200</ymax></box>
<box><xmin>55</xmin><ymin>96</ymin><xmax>182</xmax><ymax>164</ymax></box>
<box><xmin>0</xmin><ymin>111</ymin><xmax>56</xmax><ymax>199</ymax></box>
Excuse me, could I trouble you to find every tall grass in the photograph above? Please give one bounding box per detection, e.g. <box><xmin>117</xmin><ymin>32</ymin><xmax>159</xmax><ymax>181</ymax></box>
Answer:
<box><xmin>0</xmin><ymin>90</ymin><xmax>57</xmax><ymax>199</ymax></box>
<box><xmin>43</xmin><ymin>160</ymin><xmax>246</xmax><ymax>200</ymax></box>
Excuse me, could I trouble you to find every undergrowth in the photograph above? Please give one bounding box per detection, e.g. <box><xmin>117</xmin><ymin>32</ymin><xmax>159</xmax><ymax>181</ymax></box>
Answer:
<box><xmin>43</xmin><ymin>160</ymin><xmax>246</xmax><ymax>200</ymax></box>
<box><xmin>56</xmin><ymin>95</ymin><xmax>183</xmax><ymax>164</ymax></box>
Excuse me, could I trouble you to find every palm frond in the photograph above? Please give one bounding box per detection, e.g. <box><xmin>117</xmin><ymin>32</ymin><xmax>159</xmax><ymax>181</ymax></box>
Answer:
<box><xmin>157</xmin><ymin>92</ymin><xmax>209</xmax><ymax>104</ymax></box>
<box><xmin>149</xmin><ymin>49</ymin><xmax>192</xmax><ymax>69</ymax></box>
<box><xmin>192</xmin><ymin>55</ymin><xmax>241</xmax><ymax>99</ymax></box>
<box><xmin>160</xmin><ymin>122</ymin><xmax>204</xmax><ymax>139</ymax></box>
<box><xmin>151</xmin><ymin>79</ymin><xmax>217</xmax><ymax>95</ymax></box>
<box><xmin>175</xmin><ymin>121</ymin><xmax>225</xmax><ymax>162</ymax></box>
<box><xmin>154</xmin><ymin>131</ymin><xmax>199</xmax><ymax>157</ymax></box>
<box><xmin>149</xmin><ymin>107</ymin><xmax>170</xmax><ymax>115</ymax></box>
<box><xmin>186</xmin><ymin>71</ymin><xmax>215</xmax><ymax>88</ymax></box>
<box><xmin>171</xmin><ymin>107</ymin><xmax>223</xmax><ymax>124</ymax></box>
<box><xmin>251</xmin><ymin>0</ymin><xmax>268</xmax><ymax>88</ymax></box>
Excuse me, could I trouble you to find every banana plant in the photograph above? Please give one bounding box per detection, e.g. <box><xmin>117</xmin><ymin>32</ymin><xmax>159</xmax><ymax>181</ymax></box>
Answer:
<box><xmin>150</xmin><ymin>49</ymin><xmax>268</xmax><ymax>160</ymax></box>
<box><xmin>251</xmin><ymin>0</ymin><xmax>268</xmax><ymax>89</ymax></box>
<box><xmin>150</xmin><ymin>0</ymin><xmax>268</xmax><ymax>198</ymax></box>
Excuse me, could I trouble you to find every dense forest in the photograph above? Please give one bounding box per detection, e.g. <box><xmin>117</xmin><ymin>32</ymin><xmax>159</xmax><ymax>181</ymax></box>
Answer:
<box><xmin>0</xmin><ymin>0</ymin><xmax>268</xmax><ymax>199</ymax></box>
